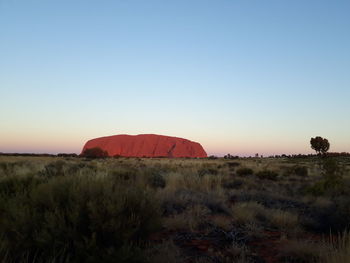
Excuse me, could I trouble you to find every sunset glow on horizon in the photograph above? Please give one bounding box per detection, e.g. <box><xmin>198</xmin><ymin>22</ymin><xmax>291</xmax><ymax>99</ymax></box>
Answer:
<box><xmin>1</xmin><ymin>0</ymin><xmax>349</xmax><ymax>156</ymax></box>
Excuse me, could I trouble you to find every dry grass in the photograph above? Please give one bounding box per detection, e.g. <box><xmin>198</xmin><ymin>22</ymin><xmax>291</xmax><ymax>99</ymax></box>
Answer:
<box><xmin>269</xmin><ymin>209</ymin><xmax>299</xmax><ymax>231</ymax></box>
<box><xmin>324</xmin><ymin>231</ymin><xmax>350</xmax><ymax>263</ymax></box>
<box><xmin>0</xmin><ymin>155</ymin><xmax>350</xmax><ymax>263</ymax></box>
<box><xmin>163</xmin><ymin>204</ymin><xmax>210</xmax><ymax>231</ymax></box>
<box><xmin>278</xmin><ymin>239</ymin><xmax>323</xmax><ymax>263</ymax></box>
<box><xmin>231</xmin><ymin>201</ymin><xmax>267</xmax><ymax>224</ymax></box>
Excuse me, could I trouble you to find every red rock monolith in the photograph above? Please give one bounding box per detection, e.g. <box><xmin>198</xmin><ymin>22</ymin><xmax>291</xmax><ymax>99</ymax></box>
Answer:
<box><xmin>81</xmin><ymin>134</ymin><xmax>207</xmax><ymax>158</ymax></box>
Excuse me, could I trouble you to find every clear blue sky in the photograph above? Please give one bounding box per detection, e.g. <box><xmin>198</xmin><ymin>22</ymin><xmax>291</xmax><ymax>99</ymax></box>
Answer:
<box><xmin>1</xmin><ymin>0</ymin><xmax>349</xmax><ymax>156</ymax></box>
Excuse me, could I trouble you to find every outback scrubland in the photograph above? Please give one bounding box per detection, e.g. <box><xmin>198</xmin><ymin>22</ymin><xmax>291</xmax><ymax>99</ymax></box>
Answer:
<box><xmin>0</xmin><ymin>155</ymin><xmax>350</xmax><ymax>263</ymax></box>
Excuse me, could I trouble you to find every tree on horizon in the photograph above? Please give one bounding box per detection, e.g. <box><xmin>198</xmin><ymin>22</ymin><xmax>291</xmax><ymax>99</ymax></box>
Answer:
<box><xmin>310</xmin><ymin>136</ymin><xmax>330</xmax><ymax>155</ymax></box>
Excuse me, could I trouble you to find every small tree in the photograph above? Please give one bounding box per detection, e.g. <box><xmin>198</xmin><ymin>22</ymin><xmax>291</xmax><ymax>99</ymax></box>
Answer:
<box><xmin>310</xmin><ymin>136</ymin><xmax>330</xmax><ymax>156</ymax></box>
<box><xmin>81</xmin><ymin>147</ymin><xmax>108</xmax><ymax>158</ymax></box>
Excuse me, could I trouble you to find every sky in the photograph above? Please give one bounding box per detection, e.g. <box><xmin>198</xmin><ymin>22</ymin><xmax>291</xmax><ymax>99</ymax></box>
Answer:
<box><xmin>0</xmin><ymin>0</ymin><xmax>349</xmax><ymax>156</ymax></box>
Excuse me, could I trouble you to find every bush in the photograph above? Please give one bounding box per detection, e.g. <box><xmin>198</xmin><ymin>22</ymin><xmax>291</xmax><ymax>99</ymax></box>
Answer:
<box><xmin>0</xmin><ymin>176</ymin><xmax>161</xmax><ymax>262</ymax></box>
<box><xmin>148</xmin><ymin>174</ymin><xmax>166</xmax><ymax>189</ymax></box>
<box><xmin>81</xmin><ymin>147</ymin><xmax>108</xmax><ymax>158</ymax></box>
<box><xmin>224</xmin><ymin>154</ymin><xmax>239</xmax><ymax>159</ymax></box>
<box><xmin>323</xmin><ymin>158</ymin><xmax>342</xmax><ymax>179</ymax></box>
<box><xmin>110</xmin><ymin>168</ymin><xmax>137</xmax><ymax>181</ymax></box>
<box><xmin>256</xmin><ymin>170</ymin><xmax>278</xmax><ymax>180</ymax></box>
<box><xmin>198</xmin><ymin>168</ymin><xmax>218</xmax><ymax>176</ymax></box>
<box><xmin>293</xmin><ymin>166</ymin><xmax>308</xmax><ymax>177</ymax></box>
<box><xmin>222</xmin><ymin>179</ymin><xmax>244</xmax><ymax>189</ymax></box>
<box><xmin>57</xmin><ymin>153</ymin><xmax>78</xmax><ymax>157</ymax></box>
<box><xmin>0</xmin><ymin>162</ymin><xmax>16</xmax><ymax>176</ymax></box>
<box><xmin>227</xmin><ymin>162</ymin><xmax>240</xmax><ymax>168</ymax></box>
<box><xmin>306</xmin><ymin>158</ymin><xmax>345</xmax><ymax>197</ymax></box>
<box><xmin>38</xmin><ymin>160</ymin><xmax>66</xmax><ymax>177</ymax></box>
<box><xmin>236</xmin><ymin>168</ymin><xmax>254</xmax><ymax>176</ymax></box>
<box><xmin>0</xmin><ymin>175</ymin><xmax>43</xmax><ymax>197</ymax></box>
<box><xmin>306</xmin><ymin>177</ymin><xmax>345</xmax><ymax>196</ymax></box>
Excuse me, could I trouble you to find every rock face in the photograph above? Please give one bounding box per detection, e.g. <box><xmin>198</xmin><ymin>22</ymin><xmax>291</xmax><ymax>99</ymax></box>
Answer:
<box><xmin>81</xmin><ymin>134</ymin><xmax>207</xmax><ymax>158</ymax></box>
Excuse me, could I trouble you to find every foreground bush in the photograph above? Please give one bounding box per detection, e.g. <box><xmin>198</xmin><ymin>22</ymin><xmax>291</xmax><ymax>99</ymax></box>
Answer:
<box><xmin>236</xmin><ymin>168</ymin><xmax>254</xmax><ymax>176</ymax></box>
<box><xmin>0</xmin><ymin>175</ymin><xmax>161</xmax><ymax>263</ymax></box>
<box><xmin>256</xmin><ymin>170</ymin><xmax>279</xmax><ymax>180</ymax></box>
<box><xmin>307</xmin><ymin>158</ymin><xmax>345</xmax><ymax>197</ymax></box>
<box><xmin>323</xmin><ymin>158</ymin><xmax>343</xmax><ymax>179</ymax></box>
<box><xmin>80</xmin><ymin>147</ymin><xmax>108</xmax><ymax>158</ymax></box>
<box><xmin>293</xmin><ymin>166</ymin><xmax>308</xmax><ymax>177</ymax></box>
<box><xmin>148</xmin><ymin>173</ymin><xmax>166</xmax><ymax>189</ymax></box>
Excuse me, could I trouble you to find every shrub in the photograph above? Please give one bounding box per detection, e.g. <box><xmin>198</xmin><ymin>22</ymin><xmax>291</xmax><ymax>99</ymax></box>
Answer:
<box><xmin>198</xmin><ymin>168</ymin><xmax>218</xmax><ymax>176</ymax></box>
<box><xmin>256</xmin><ymin>170</ymin><xmax>278</xmax><ymax>180</ymax></box>
<box><xmin>224</xmin><ymin>154</ymin><xmax>239</xmax><ymax>159</ymax></box>
<box><xmin>0</xmin><ymin>176</ymin><xmax>161</xmax><ymax>262</ymax></box>
<box><xmin>293</xmin><ymin>166</ymin><xmax>308</xmax><ymax>177</ymax></box>
<box><xmin>57</xmin><ymin>153</ymin><xmax>78</xmax><ymax>157</ymax></box>
<box><xmin>0</xmin><ymin>162</ymin><xmax>16</xmax><ymax>176</ymax></box>
<box><xmin>236</xmin><ymin>168</ymin><xmax>254</xmax><ymax>176</ymax></box>
<box><xmin>163</xmin><ymin>204</ymin><xmax>209</xmax><ymax>231</ymax></box>
<box><xmin>227</xmin><ymin>162</ymin><xmax>240</xmax><ymax>169</ymax></box>
<box><xmin>38</xmin><ymin>160</ymin><xmax>66</xmax><ymax>177</ymax></box>
<box><xmin>0</xmin><ymin>175</ymin><xmax>43</xmax><ymax>197</ymax></box>
<box><xmin>222</xmin><ymin>179</ymin><xmax>243</xmax><ymax>189</ymax></box>
<box><xmin>323</xmin><ymin>158</ymin><xmax>342</xmax><ymax>178</ymax></box>
<box><xmin>231</xmin><ymin>201</ymin><xmax>267</xmax><ymax>224</ymax></box>
<box><xmin>81</xmin><ymin>147</ymin><xmax>108</xmax><ymax>158</ymax></box>
<box><xmin>317</xmin><ymin>197</ymin><xmax>350</xmax><ymax>232</ymax></box>
<box><xmin>148</xmin><ymin>174</ymin><xmax>166</xmax><ymax>189</ymax></box>
<box><xmin>305</xmin><ymin>158</ymin><xmax>345</xmax><ymax>197</ymax></box>
<box><xmin>306</xmin><ymin>178</ymin><xmax>344</xmax><ymax>196</ymax></box>
<box><xmin>110</xmin><ymin>168</ymin><xmax>137</xmax><ymax>181</ymax></box>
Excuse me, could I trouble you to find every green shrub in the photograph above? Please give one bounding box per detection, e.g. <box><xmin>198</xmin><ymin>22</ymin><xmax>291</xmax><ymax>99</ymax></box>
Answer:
<box><xmin>0</xmin><ymin>176</ymin><xmax>161</xmax><ymax>262</ymax></box>
<box><xmin>0</xmin><ymin>175</ymin><xmax>43</xmax><ymax>197</ymax></box>
<box><xmin>38</xmin><ymin>160</ymin><xmax>66</xmax><ymax>177</ymax></box>
<box><xmin>0</xmin><ymin>162</ymin><xmax>16</xmax><ymax>176</ymax></box>
<box><xmin>222</xmin><ymin>179</ymin><xmax>243</xmax><ymax>189</ymax></box>
<box><xmin>109</xmin><ymin>168</ymin><xmax>137</xmax><ymax>181</ymax></box>
<box><xmin>306</xmin><ymin>159</ymin><xmax>345</xmax><ymax>197</ymax></box>
<box><xmin>227</xmin><ymin>162</ymin><xmax>240</xmax><ymax>168</ymax></box>
<box><xmin>256</xmin><ymin>170</ymin><xmax>278</xmax><ymax>180</ymax></box>
<box><xmin>148</xmin><ymin>174</ymin><xmax>166</xmax><ymax>189</ymax></box>
<box><xmin>323</xmin><ymin>158</ymin><xmax>342</xmax><ymax>178</ymax></box>
<box><xmin>236</xmin><ymin>168</ymin><xmax>254</xmax><ymax>176</ymax></box>
<box><xmin>293</xmin><ymin>166</ymin><xmax>308</xmax><ymax>177</ymax></box>
<box><xmin>306</xmin><ymin>177</ymin><xmax>345</xmax><ymax>196</ymax></box>
<box><xmin>81</xmin><ymin>147</ymin><xmax>108</xmax><ymax>158</ymax></box>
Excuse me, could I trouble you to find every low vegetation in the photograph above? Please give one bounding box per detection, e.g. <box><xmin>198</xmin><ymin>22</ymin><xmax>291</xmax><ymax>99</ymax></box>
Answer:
<box><xmin>0</xmin><ymin>155</ymin><xmax>349</xmax><ymax>262</ymax></box>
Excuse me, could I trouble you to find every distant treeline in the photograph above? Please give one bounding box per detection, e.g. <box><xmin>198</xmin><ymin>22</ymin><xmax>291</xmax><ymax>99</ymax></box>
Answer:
<box><xmin>0</xmin><ymin>153</ymin><xmax>78</xmax><ymax>157</ymax></box>
<box><xmin>1</xmin><ymin>152</ymin><xmax>350</xmax><ymax>159</ymax></box>
<box><xmin>219</xmin><ymin>152</ymin><xmax>350</xmax><ymax>159</ymax></box>
<box><xmin>268</xmin><ymin>152</ymin><xmax>350</xmax><ymax>158</ymax></box>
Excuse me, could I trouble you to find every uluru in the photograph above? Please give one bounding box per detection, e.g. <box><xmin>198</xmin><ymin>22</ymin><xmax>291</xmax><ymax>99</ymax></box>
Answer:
<box><xmin>81</xmin><ymin>134</ymin><xmax>207</xmax><ymax>158</ymax></box>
